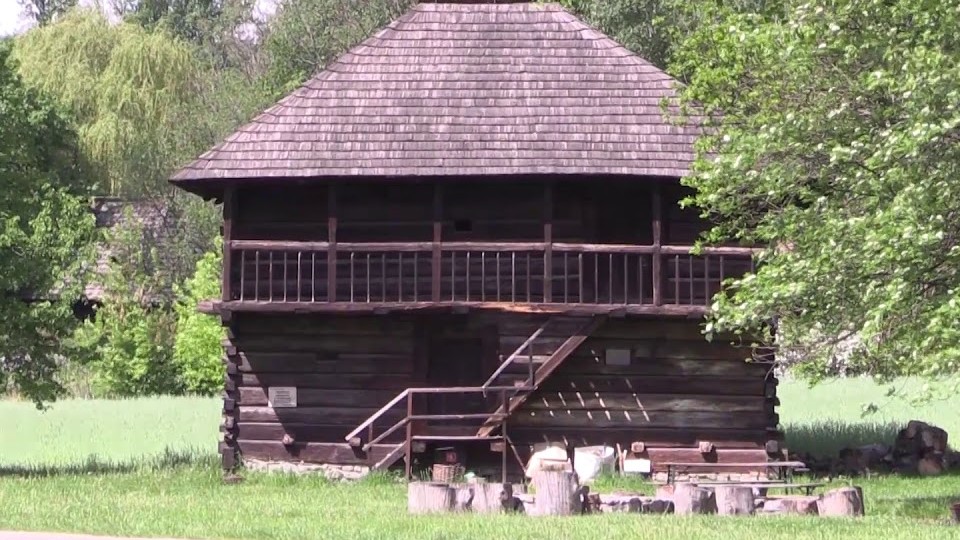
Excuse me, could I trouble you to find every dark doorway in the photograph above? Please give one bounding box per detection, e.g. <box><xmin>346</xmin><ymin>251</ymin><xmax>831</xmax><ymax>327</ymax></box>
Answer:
<box><xmin>427</xmin><ymin>337</ymin><xmax>488</xmax><ymax>415</ymax></box>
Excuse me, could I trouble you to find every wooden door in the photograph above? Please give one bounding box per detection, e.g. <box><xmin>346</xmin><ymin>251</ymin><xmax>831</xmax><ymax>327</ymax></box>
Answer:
<box><xmin>427</xmin><ymin>337</ymin><xmax>487</xmax><ymax>415</ymax></box>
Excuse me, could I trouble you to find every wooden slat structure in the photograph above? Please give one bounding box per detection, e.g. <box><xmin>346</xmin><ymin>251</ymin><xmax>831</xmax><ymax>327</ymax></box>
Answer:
<box><xmin>172</xmin><ymin>1</ymin><xmax>780</xmax><ymax>479</ymax></box>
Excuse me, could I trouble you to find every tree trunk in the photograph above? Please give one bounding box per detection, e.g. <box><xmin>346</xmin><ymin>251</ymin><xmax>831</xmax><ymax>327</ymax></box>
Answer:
<box><xmin>408</xmin><ymin>482</ymin><xmax>455</xmax><ymax>514</ymax></box>
<box><xmin>672</xmin><ymin>483</ymin><xmax>717</xmax><ymax>515</ymax></box>
<box><xmin>780</xmin><ymin>496</ymin><xmax>820</xmax><ymax>515</ymax></box>
<box><xmin>715</xmin><ymin>486</ymin><xmax>756</xmax><ymax>515</ymax></box>
<box><xmin>531</xmin><ymin>470</ymin><xmax>580</xmax><ymax>516</ymax></box>
<box><xmin>817</xmin><ymin>486</ymin><xmax>864</xmax><ymax>517</ymax></box>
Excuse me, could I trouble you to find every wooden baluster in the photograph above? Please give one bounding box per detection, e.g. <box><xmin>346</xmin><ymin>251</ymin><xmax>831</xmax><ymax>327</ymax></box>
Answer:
<box><xmin>269</xmin><ymin>252</ymin><xmax>274</xmax><ymax>301</ymax></box>
<box><xmin>366</xmin><ymin>254</ymin><xmax>371</xmax><ymax>303</ymax></box>
<box><xmin>564</xmin><ymin>252</ymin><xmax>569</xmax><ymax>303</ymax></box>
<box><xmin>688</xmin><ymin>255</ymin><xmax>694</xmax><ymax>306</ymax></box>
<box><xmin>431</xmin><ymin>184</ymin><xmax>442</xmax><ymax>302</ymax></box>
<box><xmin>283</xmin><ymin>252</ymin><xmax>288</xmax><ymax>302</ymax></box>
<box><xmin>594</xmin><ymin>254</ymin><xmax>599</xmax><ymax>304</ymax></box>
<box><xmin>497</xmin><ymin>252</ymin><xmax>502</xmax><ymax>302</ymax></box>
<box><xmin>638</xmin><ymin>254</ymin><xmax>645</xmax><ymax>304</ymax></box>
<box><xmin>579</xmin><ymin>253</ymin><xmax>583</xmax><ymax>303</ymax></box>
<box><xmin>381</xmin><ymin>253</ymin><xmax>386</xmax><ymax>302</ymax></box>
<box><xmin>652</xmin><ymin>186</ymin><xmax>662</xmax><ymax>306</ymax></box>
<box><xmin>413</xmin><ymin>252</ymin><xmax>419</xmax><ymax>301</ymax></box>
<box><xmin>481</xmin><ymin>252</ymin><xmax>486</xmax><ymax>301</ymax></box>
<box><xmin>311</xmin><ymin>252</ymin><xmax>315</xmax><ymax>302</ymax></box>
<box><xmin>510</xmin><ymin>253</ymin><xmax>515</xmax><ymax>302</ymax></box>
<box><xmin>399</xmin><ymin>252</ymin><xmax>403</xmax><ymax>302</ymax></box>
<box><xmin>405</xmin><ymin>392</ymin><xmax>413</xmax><ymax>481</ymax></box>
<box><xmin>466</xmin><ymin>252</ymin><xmax>471</xmax><ymax>301</ymax></box>
<box><xmin>239</xmin><ymin>251</ymin><xmax>246</xmax><ymax>301</ymax></box>
<box><xmin>350</xmin><ymin>253</ymin><xmax>355</xmax><ymax>302</ymax></box>
<box><xmin>254</xmin><ymin>251</ymin><xmax>260</xmax><ymax>301</ymax></box>
<box><xmin>297</xmin><ymin>252</ymin><xmax>302</xmax><ymax>302</ymax></box>
<box><xmin>327</xmin><ymin>184</ymin><xmax>337</xmax><ymax>303</ymax></box>
<box><xmin>720</xmin><ymin>255</ymin><xmax>726</xmax><ymax>286</ymax></box>
<box><xmin>501</xmin><ymin>390</ymin><xmax>509</xmax><ymax>486</ymax></box>
<box><xmin>608</xmin><ymin>253</ymin><xmax>613</xmax><ymax>305</ymax></box>
<box><xmin>451</xmin><ymin>252</ymin><xmax>456</xmax><ymax>301</ymax></box>
<box><xmin>543</xmin><ymin>183</ymin><xmax>553</xmax><ymax>303</ymax></box>
<box><xmin>526</xmin><ymin>253</ymin><xmax>531</xmax><ymax>302</ymax></box>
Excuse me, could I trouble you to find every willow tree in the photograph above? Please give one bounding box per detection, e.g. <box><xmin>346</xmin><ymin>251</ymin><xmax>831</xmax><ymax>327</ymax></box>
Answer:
<box><xmin>672</xmin><ymin>0</ymin><xmax>960</xmax><ymax>385</ymax></box>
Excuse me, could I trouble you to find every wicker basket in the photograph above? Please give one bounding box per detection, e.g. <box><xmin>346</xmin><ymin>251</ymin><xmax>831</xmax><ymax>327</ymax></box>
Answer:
<box><xmin>432</xmin><ymin>463</ymin><xmax>463</xmax><ymax>483</ymax></box>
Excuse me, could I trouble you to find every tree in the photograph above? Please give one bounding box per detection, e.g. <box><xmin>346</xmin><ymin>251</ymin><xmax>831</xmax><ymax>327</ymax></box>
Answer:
<box><xmin>671</xmin><ymin>0</ymin><xmax>960</xmax><ymax>382</ymax></box>
<box><xmin>173</xmin><ymin>241</ymin><xmax>223</xmax><ymax>395</ymax></box>
<box><xmin>262</xmin><ymin>0</ymin><xmax>411</xmax><ymax>94</ymax></box>
<box><xmin>0</xmin><ymin>41</ymin><xmax>96</xmax><ymax>405</ymax></box>
<box><xmin>17</xmin><ymin>0</ymin><xmax>77</xmax><ymax>26</ymax></box>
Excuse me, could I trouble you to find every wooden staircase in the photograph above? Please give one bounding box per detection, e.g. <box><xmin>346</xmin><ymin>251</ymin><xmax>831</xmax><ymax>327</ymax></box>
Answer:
<box><xmin>345</xmin><ymin>314</ymin><xmax>605</xmax><ymax>475</ymax></box>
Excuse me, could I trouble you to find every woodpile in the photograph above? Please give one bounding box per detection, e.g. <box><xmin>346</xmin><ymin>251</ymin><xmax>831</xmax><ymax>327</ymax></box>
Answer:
<box><xmin>407</xmin><ymin>479</ymin><xmax>866</xmax><ymax>518</ymax></box>
<box><xmin>791</xmin><ymin>419</ymin><xmax>955</xmax><ymax>477</ymax></box>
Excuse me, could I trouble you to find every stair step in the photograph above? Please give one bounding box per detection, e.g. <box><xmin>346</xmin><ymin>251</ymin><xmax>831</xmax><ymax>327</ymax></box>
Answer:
<box><xmin>412</xmin><ymin>435</ymin><xmax>505</xmax><ymax>441</ymax></box>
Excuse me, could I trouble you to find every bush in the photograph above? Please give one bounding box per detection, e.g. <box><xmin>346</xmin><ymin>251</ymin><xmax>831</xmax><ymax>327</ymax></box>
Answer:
<box><xmin>173</xmin><ymin>243</ymin><xmax>223</xmax><ymax>395</ymax></box>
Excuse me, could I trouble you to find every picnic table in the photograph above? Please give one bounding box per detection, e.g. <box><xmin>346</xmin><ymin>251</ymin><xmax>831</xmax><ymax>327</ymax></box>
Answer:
<box><xmin>661</xmin><ymin>460</ymin><xmax>808</xmax><ymax>485</ymax></box>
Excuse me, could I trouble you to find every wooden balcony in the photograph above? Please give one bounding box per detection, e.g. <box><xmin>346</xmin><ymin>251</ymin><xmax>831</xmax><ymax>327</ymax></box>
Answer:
<box><xmin>209</xmin><ymin>240</ymin><xmax>756</xmax><ymax>316</ymax></box>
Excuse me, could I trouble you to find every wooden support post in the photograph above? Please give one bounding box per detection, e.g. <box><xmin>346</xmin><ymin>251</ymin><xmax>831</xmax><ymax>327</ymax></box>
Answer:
<box><xmin>405</xmin><ymin>392</ymin><xmax>414</xmax><ymax>481</ymax></box>
<box><xmin>501</xmin><ymin>390</ymin><xmax>508</xmax><ymax>486</ymax></box>
<box><xmin>543</xmin><ymin>183</ymin><xmax>553</xmax><ymax>303</ymax></box>
<box><xmin>327</xmin><ymin>184</ymin><xmax>337</xmax><ymax>302</ymax></box>
<box><xmin>221</xmin><ymin>187</ymin><xmax>235</xmax><ymax>302</ymax></box>
<box><xmin>432</xmin><ymin>184</ymin><xmax>442</xmax><ymax>302</ymax></box>
<box><xmin>651</xmin><ymin>185</ymin><xmax>662</xmax><ymax>306</ymax></box>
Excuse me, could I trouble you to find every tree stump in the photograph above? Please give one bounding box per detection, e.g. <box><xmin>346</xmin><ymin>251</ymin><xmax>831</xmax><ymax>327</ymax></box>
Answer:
<box><xmin>950</xmin><ymin>501</ymin><xmax>960</xmax><ymax>524</ymax></box>
<box><xmin>408</xmin><ymin>482</ymin><xmax>455</xmax><ymax>514</ymax></box>
<box><xmin>780</xmin><ymin>496</ymin><xmax>820</xmax><ymax>515</ymax></box>
<box><xmin>468</xmin><ymin>482</ymin><xmax>514</xmax><ymax>513</ymax></box>
<box><xmin>817</xmin><ymin>486</ymin><xmax>864</xmax><ymax>517</ymax></box>
<box><xmin>672</xmin><ymin>483</ymin><xmax>717</xmax><ymax>515</ymax></box>
<box><xmin>451</xmin><ymin>483</ymin><xmax>474</xmax><ymax>512</ymax></box>
<box><xmin>531</xmin><ymin>470</ymin><xmax>580</xmax><ymax>516</ymax></box>
<box><xmin>715</xmin><ymin>486</ymin><xmax>756</xmax><ymax>515</ymax></box>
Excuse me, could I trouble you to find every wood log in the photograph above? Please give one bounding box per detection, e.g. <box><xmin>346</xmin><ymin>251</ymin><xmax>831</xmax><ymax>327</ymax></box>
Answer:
<box><xmin>452</xmin><ymin>483</ymin><xmax>474</xmax><ymax>512</ymax></box>
<box><xmin>817</xmin><ymin>487</ymin><xmax>864</xmax><ymax>517</ymax></box>
<box><xmin>714</xmin><ymin>486</ymin><xmax>755</xmax><ymax>515</ymax></box>
<box><xmin>672</xmin><ymin>483</ymin><xmax>717</xmax><ymax>515</ymax></box>
<box><xmin>531</xmin><ymin>470</ymin><xmax>580</xmax><ymax>516</ymax></box>
<box><xmin>408</xmin><ymin>482</ymin><xmax>455</xmax><ymax>514</ymax></box>
<box><xmin>469</xmin><ymin>482</ymin><xmax>505</xmax><ymax>514</ymax></box>
<box><xmin>779</xmin><ymin>496</ymin><xmax>820</xmax><ymax>515</ymax></box>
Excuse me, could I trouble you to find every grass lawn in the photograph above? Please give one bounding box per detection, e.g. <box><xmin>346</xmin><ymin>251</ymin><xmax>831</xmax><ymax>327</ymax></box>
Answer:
<box><xmin>1</xmin><ymin>377</ymin><xmax>960</xmax><ymax>539</ymax></box>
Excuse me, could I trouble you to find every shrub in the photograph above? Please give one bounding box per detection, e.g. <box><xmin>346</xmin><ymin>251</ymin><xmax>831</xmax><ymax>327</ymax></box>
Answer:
<box><xmin>173</xmin><ymin>242</ymin><xmax>223</xmax><ymax>395</ymax></box>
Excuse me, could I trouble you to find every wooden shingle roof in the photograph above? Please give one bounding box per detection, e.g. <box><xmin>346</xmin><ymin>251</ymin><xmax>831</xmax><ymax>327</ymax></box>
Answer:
<box><xmin>171</xmin><ymin>2</ymin><xmax>697</xmax><ymax>189</ymax></box>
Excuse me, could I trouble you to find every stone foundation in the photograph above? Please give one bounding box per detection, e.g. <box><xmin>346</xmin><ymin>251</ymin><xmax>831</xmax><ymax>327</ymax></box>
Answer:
<box><xmin>244</xmin><ymin>459</ymin><xmax>370</xmax><ymax>481</ymax></box>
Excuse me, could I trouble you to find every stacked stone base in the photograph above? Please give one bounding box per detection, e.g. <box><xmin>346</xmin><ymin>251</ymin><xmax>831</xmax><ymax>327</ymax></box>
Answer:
<box><xmin>244</xmin><ymin>459</ymin><xmax>370</xmax><ymax>481</ymax></box>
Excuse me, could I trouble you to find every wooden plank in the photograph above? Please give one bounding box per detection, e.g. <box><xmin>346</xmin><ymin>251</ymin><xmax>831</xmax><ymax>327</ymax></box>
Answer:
<box><xmin>521</xmin><ymin>393</ymin><xmax>773</xmax><ymax>414</ymax></box>
<box><xmin>574</xmin><ymin>339</ymin><xmax>762</xmax><ymax>362</ymax></box>
<box><xmin>239</xmin><ymin>373</ymin><xmax>414</xmax><ymax>389</ymax></box>
<box><xmin>233</xmin><ymin>313</ymin><xmax>416</xmax><ymax>337</ymax></box>
<box><xmin>237</xmin><ymin>422</ymin><xmax>358</xmax><ymax>442</ymax></box>
<box><xmin>238</xmin><ymin>387</ymin><xmax>402</xmax><ymax>407</ymax></box>
<box><xmin>219</xmin><ymin>300</ymin><xmax>711</xmax><ymax>317</ymax></box>
<box><xmin>236</xmin><ymin>441</ymin><xmax>397</xmax><ymax>465</ymax></box>
<box><xmin>508</xmin><ymin>427</ymin><xmax>783</xmax><ymax>448</ymax></box>
<box><xmin>540</xmin><ymin>375</ymin><xmax>776</xmax><ymax>397</ymax></box>
<box><xmin>510</xmin><ymin>410</ymin><xmax>776</xmax><ymax>430</ymax></box>
<box><xmin>238</xmin><ymin>405</ymin><xmax>403</xmax><ymax>424</ymax></box>
<box><xmin>555</xmin><ymin>357</ymin><xmax>771</xmax><ymax>377</ymax></box>
<box><xmin>232</xmin><ymin>334</ymin><xmax>415</xmax><ymax>355</ymax></box>
<box><xmin>236</xmin><ymin>352</ymin><xmax>413</xmax><ymax>374</ymax></box>
<box><xmin>543</xmin><ymin>182</ymin><xmax>553</xmax><ymax>303</ymax></box>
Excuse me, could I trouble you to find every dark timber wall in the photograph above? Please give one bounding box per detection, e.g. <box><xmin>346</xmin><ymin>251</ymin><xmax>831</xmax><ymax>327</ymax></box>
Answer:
<box><xmin>220</xmin><ymin>313</ymin><xmax>780</xmax><ymax>470</ymax></box>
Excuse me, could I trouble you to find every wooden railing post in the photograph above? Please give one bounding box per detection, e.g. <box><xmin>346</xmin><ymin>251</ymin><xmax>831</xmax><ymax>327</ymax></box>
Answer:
<box><xmin>327</xmin><ymin>183</ymin><xmax>337</xmax><ymax>302</ymax></box>
<box><xmin>543</xmin><ymin>183</ymin><xmax>554</xmax><ymax>303</ymax></box>
<box><xmin>405</xmin><ymin>391</ymin><xmax>414</xmax><ymax>480</ymax></box>
<box><xmin>652</xmin><ymin>185</ymin><xmax>663</xmax><ymax>306</ymax></box>
<box><xmin>221</xmin><ymin>187</ymin><xmax>235</xmax><ymax>302</ymax></box>
<box><xmin>432</xmin><ymin>184</ymin><xmax>442</xmax><ymax>302</ymax></box>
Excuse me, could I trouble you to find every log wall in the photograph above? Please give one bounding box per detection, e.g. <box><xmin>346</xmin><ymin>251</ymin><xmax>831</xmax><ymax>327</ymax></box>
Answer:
<box><xmin>220</xmin><ymin>312</ymin><xmax>779</xmax><ymax>470</ymax></box>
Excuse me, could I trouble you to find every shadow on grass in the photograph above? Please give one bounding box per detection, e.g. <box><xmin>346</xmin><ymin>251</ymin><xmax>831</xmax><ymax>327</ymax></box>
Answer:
<box><xmin>784</xmin><ymin>420</ymin><xmax>905</xmax><ymax>457</ymax></box>
<box><xmin>0</xmin><ymin>447</ymin><xmax>218</xmax><ymax>478</ymax></box>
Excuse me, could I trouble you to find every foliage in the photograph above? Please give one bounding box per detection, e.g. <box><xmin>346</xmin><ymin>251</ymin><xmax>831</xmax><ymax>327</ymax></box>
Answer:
<box><xmin>0</xmin><ymin>41</ymin><xmax>96</xmax><ymax>406</ymax></box>
<box><xmin>262</xmin><ymin>0</ymin><xmax>411</xmax><ymax>94</ymax></box>
<box><xmin>173</xmin><ymin>242</ymin><xmax>223</xmax><ymax>395</ymax></box>
<box><xmin>16</xmin><ymin>0</ymin><xmax>77</xmax><ymax>26</ymax></box>
<box><xmin>673</xmin><ymin>0</ymin><xmax>960</xmax><ymax>382</ymax></box>
<box><xmin>74</xmin><ymin>207</ymin><xmax>182</xmax><ymax>397</ymax></box>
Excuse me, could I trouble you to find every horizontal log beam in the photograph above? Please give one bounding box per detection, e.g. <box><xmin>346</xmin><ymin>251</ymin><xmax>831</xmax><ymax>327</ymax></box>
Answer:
<box><xmin>236</xmin><ymin>441</ymin><xmax>397</xmax><ymax>465</ymax></box>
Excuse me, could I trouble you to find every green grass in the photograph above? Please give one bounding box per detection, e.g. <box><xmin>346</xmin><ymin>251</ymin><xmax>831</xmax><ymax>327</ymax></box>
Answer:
<box><xmin>2</xmin><ymin>378</ymin><xmax>960</xmax><ymax>539</ymax></box>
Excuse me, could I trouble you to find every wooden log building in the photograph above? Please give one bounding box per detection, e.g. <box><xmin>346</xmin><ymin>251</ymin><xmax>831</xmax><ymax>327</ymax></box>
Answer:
<box><xmin>171</xmin><ymin>1</ymin><xmax>781</xmax><ymax>478</ymax></box>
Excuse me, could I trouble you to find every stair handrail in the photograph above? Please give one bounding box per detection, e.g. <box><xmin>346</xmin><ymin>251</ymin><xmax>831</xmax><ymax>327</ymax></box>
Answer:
<box><xmin>345</xmin><ymin>388</ymin><xmax>410</xmax><ymax>444</ymax></box>
<box><xmin>482</xmin><ymin>322</ymin><xmax>548</xmax><ymax>388</ymax></box>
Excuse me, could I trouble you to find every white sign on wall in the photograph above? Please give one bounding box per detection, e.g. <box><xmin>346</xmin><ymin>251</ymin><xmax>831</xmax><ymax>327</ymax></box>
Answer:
<box><xmin>268</xmin><ymin>386</ymin><xmax>298</xmax><ymax>408</ymax></box>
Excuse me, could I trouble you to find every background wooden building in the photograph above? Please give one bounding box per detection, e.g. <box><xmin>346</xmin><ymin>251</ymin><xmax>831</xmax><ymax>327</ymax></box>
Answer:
<box><xmin>172</xmin><ymin>1</ymin><xmax>779</xmax><ymax>478</ymax></box>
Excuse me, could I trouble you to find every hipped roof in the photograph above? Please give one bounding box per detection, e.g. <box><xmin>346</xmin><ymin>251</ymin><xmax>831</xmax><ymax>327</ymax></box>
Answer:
<box><xmin>171</xmin><ymin>2</ymin><xmax>698</xmax><ymax>195</ymax></box>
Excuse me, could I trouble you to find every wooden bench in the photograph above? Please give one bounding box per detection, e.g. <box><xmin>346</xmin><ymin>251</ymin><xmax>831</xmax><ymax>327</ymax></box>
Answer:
<box><xmin>687</xmin><ymin>481</ymin><xmax>824</xmax><ymax>496</ymax></box>
<box><xmin>661</xmin><ymin>461</ymin><xmax>807</xmax><ymax>485</ymax></box>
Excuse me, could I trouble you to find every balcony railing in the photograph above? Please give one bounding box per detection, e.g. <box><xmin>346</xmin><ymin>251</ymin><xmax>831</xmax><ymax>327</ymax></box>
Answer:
<box><xmin>224</xmin><ymin>240</ymin><xmax>755</xmax><ymax>311</ymax></box>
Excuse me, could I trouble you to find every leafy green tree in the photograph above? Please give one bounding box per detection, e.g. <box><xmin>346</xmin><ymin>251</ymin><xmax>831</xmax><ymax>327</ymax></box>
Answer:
<box><xmin>0</xmin><ymin>41</ymin><xmax>96</xmax><ymax>405</ymax></box>
<box><xmin>672</xmin><ymin>0</ymin><xmax>960</xmax><ymax>382</ymax></box>
<box><xmin>173</xmin><ymin>241</ymin><xmax>223</xmax><ymax>395</ymax></box>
